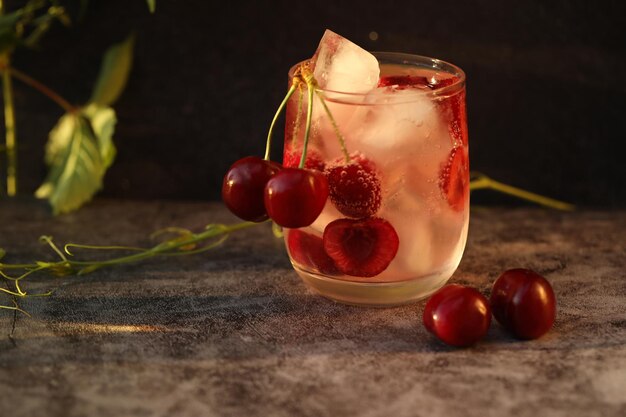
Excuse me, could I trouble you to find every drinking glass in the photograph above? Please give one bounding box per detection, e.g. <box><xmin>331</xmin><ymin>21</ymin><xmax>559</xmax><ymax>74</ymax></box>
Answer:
<box><xmin>283</xmin><ymin>52</ymin><xmax>469</xmax><ymax>306</ymax></box>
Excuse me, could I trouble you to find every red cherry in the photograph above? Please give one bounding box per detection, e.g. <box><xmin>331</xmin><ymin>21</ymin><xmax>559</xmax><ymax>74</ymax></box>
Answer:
<box><xmin>326</xmin><ymin>156</ymin><xmax>381</xmax><ymax>218</ymax></box>
<box><xmin>221</xmin><ymin>156</ymin><xmax>281</xmax><ymax>222</ymax></box>
<box><xmin>439</xmin><ymin>147</ymin><xmax>469</xmax><ymax>212</ymax></box>
<box><xmin>323</xmin><ymin>217</ymin><xmax>398</xmax><ymax>277</ymax></box>
<box><xmin>287</xmin><ymin>229</ymin><xmax>338</xmax><ymax>275</ymax></box>
<box><xmin>490</xmin><ymin>268</ymin><xmax>557</xmax><ymax>340</ymax></box>
<box><xmin>264</xmin><ymin>168</ymin><xmax>329</xmax><ymax>228</ymax></box>
<box><xmin>423</xmin><ymin>284</ymin><xmax>492</xmax><ymax>347</ymax></box>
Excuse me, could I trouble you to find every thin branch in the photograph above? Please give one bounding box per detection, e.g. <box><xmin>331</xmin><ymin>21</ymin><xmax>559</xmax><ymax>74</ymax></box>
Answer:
<box><xmin>5</xmin><ymin>66</ymin><xmax>76</xmax><ymax>113</ymax></box>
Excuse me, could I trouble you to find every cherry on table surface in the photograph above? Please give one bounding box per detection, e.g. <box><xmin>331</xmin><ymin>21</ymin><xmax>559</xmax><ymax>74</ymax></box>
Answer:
<box><xmin>423</xmin><ymin>284</ymin><xmax>492</xmax><ymax>347</ymax></box>
<box><xmin>264</xmin><ymin>167</ymin><xmax>329</xmax><ymax>228</ymax></box>
<box><xmin>490</xmin><ymin>268</ymin><xmax>557</xmax><ymax>340</ymax></box>
<box><xmin>221</xmin><ymin>156</ymin><xmax>282</xmax><ymax>222</ymax></box>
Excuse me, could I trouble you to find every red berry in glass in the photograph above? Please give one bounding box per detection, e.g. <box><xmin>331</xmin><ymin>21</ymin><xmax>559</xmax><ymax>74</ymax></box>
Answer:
<box><xmin>423</xmin><ymin>284</ymin><xmax>492</xmax><ymax>347</ymax></box>
<box><xmin>323</xmin><ymin>217</ymin><xmax>399</xmax><ymax>277</ymax></box>
<box><xmin>439</xmin><ymin>147</ymin><xmax>469</xmax><ymax>212</ymax></box>
<box><xmin>325</xmin><ymin>155</ymin><xmax>382</xmax><ymax>219</ymax></box>
<box><xmin>490</xmin><ymin>268</ymin><xmax>557</xmax><ymax>340</ymax></box>
<box><xmin>287</xmin><ymin>229</ymin><xmax>338</xmax><ymax>275</ymax></box>
<box><xmin>221</xmin><ymin>156</ymin><xmax>281</xmax><ymax>222</ymax></box>
<box><xmin>264</xmin><ymin>168</ymin><xmax>329</xmax><ymax>228</ymax></box>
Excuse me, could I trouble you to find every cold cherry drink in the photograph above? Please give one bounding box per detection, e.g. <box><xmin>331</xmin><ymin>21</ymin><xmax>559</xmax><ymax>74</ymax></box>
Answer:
<box><xmin>283</xmin><ymin>53</ymin><xmax>469</xmax><ymax>306</ymax></box>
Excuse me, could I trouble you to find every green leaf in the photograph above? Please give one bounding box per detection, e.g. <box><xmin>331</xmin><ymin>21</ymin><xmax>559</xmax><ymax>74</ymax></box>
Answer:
<box><xmin>0</xmin><ymin>248</ymin><xmax>6</xmax><ymax>260</ymax></box>
<box><xmin>83</xmin><ymin>104</ymin><xmax>117</xmax><ymax>168</ymax></box>
<box><xmin>36</xmin><ymin>105</ymin><xmax>117</xmax><ymax>215</ymax></box>
<box><xmin>88</xmin><ymin>34</ymin><xmax>135</xmax><ymax>106</ymax></box>
<box><xmin>146</xmin><ymin>0</ymin><xmax>156</xmax><ymax>13</ymax></box>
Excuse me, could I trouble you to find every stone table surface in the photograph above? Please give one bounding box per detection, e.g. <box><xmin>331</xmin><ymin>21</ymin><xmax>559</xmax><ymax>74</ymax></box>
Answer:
<box><xmin>0</xmin><ymin>200</ymin><xmax>625</xmax><ymax>417</ymax></box>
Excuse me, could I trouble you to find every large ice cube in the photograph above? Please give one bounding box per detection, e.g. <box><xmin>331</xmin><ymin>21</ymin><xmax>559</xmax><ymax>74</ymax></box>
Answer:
<box><xmin>342</xmin><ymin>88</ymin><xmax>449</xmax><ymax>169</ymax></box>
<box><xmin>312</xmin><ymin>29</ymin><xmax>380</xmax><ymax>94</ymax></box>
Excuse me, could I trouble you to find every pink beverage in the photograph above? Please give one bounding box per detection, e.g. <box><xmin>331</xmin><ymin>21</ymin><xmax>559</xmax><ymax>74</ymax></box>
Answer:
<box><xmin>282</xmin><ymin>36</ymin><xmax>469</xmax><ymax>306</ymax></box>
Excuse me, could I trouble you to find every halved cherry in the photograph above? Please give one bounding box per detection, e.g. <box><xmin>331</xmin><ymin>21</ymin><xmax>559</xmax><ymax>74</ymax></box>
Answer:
<box><xmin>323</xmin><ymin>217</ymin><xmax>398</xmax><ymax>277</ymax></box>
<box><xmin>264</xmin><ymin>168</ymin><xmax>329</xmax><ymax>228</ymax></box>
<box><xmin>222</xmin><ymin>156</ymin><xmax>281</xmax><ymax>222</ymax></box>
<box><xmin>287</xmin><ymin>229</ymin><xmax>338</xmax><ymax>275</ymax></box>
<box><xmin>439</xmin><ymin>147</ymin><xmax>469</xmax><ymax>212</ymax></box>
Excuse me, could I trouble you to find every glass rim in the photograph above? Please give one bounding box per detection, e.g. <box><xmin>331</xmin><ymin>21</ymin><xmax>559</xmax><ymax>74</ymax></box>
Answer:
<box><xmin>288</xmin><ymin>51</ymin><xmax>466</xmax><ymax>100</ymax></box>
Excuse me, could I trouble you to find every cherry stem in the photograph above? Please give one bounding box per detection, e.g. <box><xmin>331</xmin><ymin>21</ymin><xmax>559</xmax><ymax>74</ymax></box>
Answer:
<box><xmin>4</xmin><ymin>66</ymin><xmax>76</xmax><ymax>113</ymax></box>
<box><xmin>264</xmin><ymin>81</ymin><xmax>298</xmax><ymax>161</ymax></box>
<box><xmin>299</xmin><ymin>76</ymin><xmax>315</xmax><ymax>169</ymax></box>
<box><xmin>0</xmin><ymin>220</ymin><xmax>263</xmax><ymax>314</ymax></box>
<box><xmin>315</xmin><ymin>90</ymin><xmax>350</xmax><ymax>163</ymax></box>
<box><xmin>469</xmin><ymin>172</ymin><xmax>575</xmax><ymax>211</ymax></box>
<box><xmin>291</xmin><ymin>84</ymin><xmax>304</xmax><ymax>144</ymax></box>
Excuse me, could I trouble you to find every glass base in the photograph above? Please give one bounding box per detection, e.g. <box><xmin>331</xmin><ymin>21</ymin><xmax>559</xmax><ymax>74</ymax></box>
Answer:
<box><xmin>294</xmin><ymin>266</ymin><xmax>453</xmax><ymax>307</ymax></box>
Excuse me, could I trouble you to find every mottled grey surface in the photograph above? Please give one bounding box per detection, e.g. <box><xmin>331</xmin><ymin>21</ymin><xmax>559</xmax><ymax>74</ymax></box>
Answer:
<box><xmin>0</xmin><ymin>200</ymin><xmax>625</xmax><ymax>417</ymax></box>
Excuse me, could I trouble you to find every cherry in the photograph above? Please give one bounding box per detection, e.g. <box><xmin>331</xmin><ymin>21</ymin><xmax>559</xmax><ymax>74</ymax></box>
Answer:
<box><xmin>222</xmin><ymin>156</ymin><xmax>281</xmax><ymax>222</ymax></box>
<box><xmin>439</xmin><ymin>147</ymin><xmax>469</xmax><ymax>212</ymax></box>
<box><xmin>323</xmin><ymin>217</ymin><xmax>399</xmax><ymax>277</ymax></box>
<box><xmin>423</xmin><ymin>284</ymin><xmax>492</xmax><ymax>347</ymax></box>
<box><xmin>287</xmin><ymin>229</ymin><xmax>338</xmax><ymax>274</ymax></box>
<box><xmin>490</xmin><ymin>268</ymin><xmax>557</xmax><ymax>340</ymax></box>
<box><xmin>264</xmin><ymin>168</ymin><xmax>329</xmax><ymax>228</ymax></box>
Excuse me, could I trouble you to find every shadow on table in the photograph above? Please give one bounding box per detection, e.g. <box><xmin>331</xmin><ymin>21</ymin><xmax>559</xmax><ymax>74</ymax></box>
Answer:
<box><xmin>2</xmin><ymin>287</ymin><xmax>614</xmax><ymax>366</ymax></box>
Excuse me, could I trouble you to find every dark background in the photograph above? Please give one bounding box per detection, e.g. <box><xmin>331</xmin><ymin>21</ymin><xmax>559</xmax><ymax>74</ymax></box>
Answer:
<box><xmin>3</xmin><ymin>0</ymin><xmax>625</xmax><ymax>207</ymax></box>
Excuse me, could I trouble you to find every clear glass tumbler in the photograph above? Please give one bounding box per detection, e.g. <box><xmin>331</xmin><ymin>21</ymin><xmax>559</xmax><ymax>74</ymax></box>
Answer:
<box><xmin>283</xmin><ymin>52</ymin><xmax>469</xmax><ymax>306</ymax></box>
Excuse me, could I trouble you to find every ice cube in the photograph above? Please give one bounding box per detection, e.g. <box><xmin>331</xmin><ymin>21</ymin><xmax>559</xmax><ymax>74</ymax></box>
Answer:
<box><xmin>312</xmin><ymin>29</ymin><xmax>379</xmax><ymax>94</ymax></box>
<box><xmin>342</xmin><ymin>88</ymin><xmax>449</xmax><ymax>170</ymax></box>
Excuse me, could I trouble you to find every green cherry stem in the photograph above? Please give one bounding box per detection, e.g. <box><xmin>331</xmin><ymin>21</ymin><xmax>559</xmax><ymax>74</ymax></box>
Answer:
<box><xmin>0</xmin><ymin>220</ymin><xmax>263</xmax><ymax>314</ymax></box>
<box><xmin>469</xmin><ymin>172</ymin><xmax>575</xmax><ymax>211</ymax></box>
<box><xmin>264</xmin><ymin>81</ymin><xmax>298</xmax><ymax>161</ymax></box>
<box><xmin>299</xmin><ymin>75</ymin><xmax>315</xmax><ymax>169</ymax></box>
<box><xmin>291</xmin><ymin>84</ymin><xmax>304</xmax><ymax>144</ymax></box>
